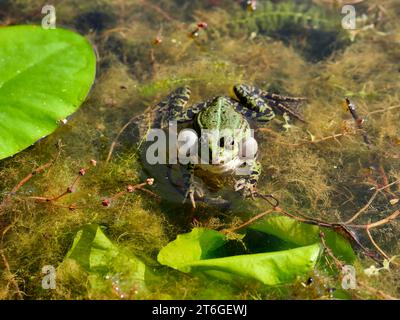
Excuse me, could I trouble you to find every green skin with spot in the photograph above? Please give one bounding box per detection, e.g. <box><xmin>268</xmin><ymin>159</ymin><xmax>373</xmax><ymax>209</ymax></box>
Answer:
<box><xmin>137</xmin><ymin>84</ymin><xmax>305</xmax><ymax>207</ymax></box>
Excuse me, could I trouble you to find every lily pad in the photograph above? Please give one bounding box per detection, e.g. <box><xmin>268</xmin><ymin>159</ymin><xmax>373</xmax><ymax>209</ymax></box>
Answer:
<box><xmin>0</xmin><ymin>25</ymin><xmax>96</xmax><ymax>160</ymax></box>
<box><xmin>63</xmin><ymin>224</ymin><xmax>147</xmax><ymax>298</ymax></box>
<box><xmin>158</xmin><ymin>228</ymin><xmax>321</xmax><ymax>286</ymax></box>
<box><xmin>250</xmin><ymin>215</ymin><xmax>356</xmax><ymax>263</ymax></box>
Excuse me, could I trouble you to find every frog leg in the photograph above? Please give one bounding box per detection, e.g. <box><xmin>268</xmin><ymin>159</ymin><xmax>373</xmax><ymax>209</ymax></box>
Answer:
<box><xmin>261</xmin><ymin>97</ymin><xmax>306</xmax><ymax>123</ymax></box>
<box><xmin>233</xmin><ymin>84</ymin><xmax>306</xmax><ymax>122</ymax></box>
<box><xmin>133</xmin><ymin>86</ymin><xmax>193</xmax><ymax>136</ymax></box>
<box><xmin>175</xmin><ymin>101</ymin><xmax>208</xmax><ymax>123</ymax></box>
<box><xmin>157</xmin><ymin>86</ymin><xmax>192</xmax><ymax>127</ymax></box>
<box><xmin>182</xmin><ymin>163</ymin><xmax>205</xmax><ymax>208</ymax></box>
<box><xmin>233</xmin><ymin>85</ymin><xmax>276</xmax><ymax>121</ymax></box>
<box><xmin>157</xmin><ymin>87</ymin><xmax>208</xmax><ymax>124</ymax></box>
<box><xmin>261</xmin><ymin>91</ymin><xmax>307</xmax><ymax>103</ymax></box>
<box><xmin>234</xmin><ymin>160</ymin><xmax>261</xmax><ymax>199</ymax></box>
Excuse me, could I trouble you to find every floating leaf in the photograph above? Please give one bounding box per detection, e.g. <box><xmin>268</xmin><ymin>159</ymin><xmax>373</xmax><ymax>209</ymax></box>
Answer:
<box><xmin>250</xmin><ymin>215</ymin><xmax>356</xmax><ymax>263</ymax></box>
<box><xmin>0</xmin><ymin>25</ymin><xmax>96</xmax><ymax>159</ymax></box>
<box><xmin>63</xmin><ymin>224</ymin><xmax>147</xmax><ymax>298</ymax></box>
<box><xmin>158</xmin><ymin>228</ymin><xmax>321</xmax><ymax>286</ymax></box>
<box><xmin>157</xmin><ymin>228</ymin><xmax>227</xmax><ymax>271</ymax></box>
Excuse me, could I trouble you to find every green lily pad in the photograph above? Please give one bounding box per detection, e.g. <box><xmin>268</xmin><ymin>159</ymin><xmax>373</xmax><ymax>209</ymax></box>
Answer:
<box><xmin>63</xmin><ymin>224</ymin><xmax>147</xmax><ymax>297</ymax></box>
<box><xmin>157</xmin><ymin>228</ymin><xmax>228</xmax><ymax>270</ymax></box>
<box><xmin>250</xmin><ymin>215</ymin><xmax>356</xmax><ymax>263</ymax></box>
<box><xmin>158</xmin><ymin>228</ymin><xmax>321</xmax><ymax>286</ymax></box>
<box><xmin>0</xmin><ymin>25</ymin><xmax>96</xmax><ymax>160</ymax></box>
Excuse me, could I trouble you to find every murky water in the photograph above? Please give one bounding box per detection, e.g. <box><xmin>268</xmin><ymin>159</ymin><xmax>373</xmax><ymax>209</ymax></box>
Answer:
<box><xmin>1</xmin><ymin>0</ymin><xmax>400</xmax><ymax>299</ymax></box>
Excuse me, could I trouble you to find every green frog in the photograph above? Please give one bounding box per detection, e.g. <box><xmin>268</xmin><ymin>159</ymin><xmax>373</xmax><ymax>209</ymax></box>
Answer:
<box><xmin>137</xmin><ymin>84</ymin><xmax>305</xmax><ymax>208</ymax></box>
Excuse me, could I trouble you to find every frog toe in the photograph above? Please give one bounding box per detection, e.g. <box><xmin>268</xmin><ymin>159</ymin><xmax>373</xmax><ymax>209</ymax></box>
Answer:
<box><xmin>234</xmin><ymin>178</ymin><xmax>246</xmax><ymax>191</ymax></box>
<box><xmin>183</xmin><ymin>182</ymin><xmax>205</xmax><ymax>208</ymax></box>
<box><xmin>235</xmin><ymin>179</ymin><xmax>257</xmax><ymax>199</ymax></box>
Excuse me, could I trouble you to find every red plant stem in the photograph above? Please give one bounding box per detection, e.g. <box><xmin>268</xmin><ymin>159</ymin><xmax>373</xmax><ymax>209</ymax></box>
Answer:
<box><xmin>0</xmin><ymin>161</ymin><xmax>54</xmax><ymax>212</ymax></box>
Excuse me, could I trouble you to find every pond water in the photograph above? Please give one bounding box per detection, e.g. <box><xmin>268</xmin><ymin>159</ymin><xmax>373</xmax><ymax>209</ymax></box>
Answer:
<box><xmin>0</xmin><ymin>0</ymin><xmax>400</xmax><ymax>300</ymax></box>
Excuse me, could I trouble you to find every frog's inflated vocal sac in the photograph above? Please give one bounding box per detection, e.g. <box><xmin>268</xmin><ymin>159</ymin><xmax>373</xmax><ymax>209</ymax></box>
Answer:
<box><xmin>138</xmin><ymin>84</ymin><xmax>306</xmax><ymax>208</ymax></box>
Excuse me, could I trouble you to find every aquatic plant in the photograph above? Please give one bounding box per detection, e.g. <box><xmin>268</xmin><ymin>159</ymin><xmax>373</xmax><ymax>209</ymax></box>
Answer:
<box><xmin>1</xmin><ymin>0</ymin><xmax>400</xmax><ymax>300</ymax></box>
<box><xmin>0</xmin><ymin>26</ymin><xmax>96</xmax><ymax>160</ymax></box>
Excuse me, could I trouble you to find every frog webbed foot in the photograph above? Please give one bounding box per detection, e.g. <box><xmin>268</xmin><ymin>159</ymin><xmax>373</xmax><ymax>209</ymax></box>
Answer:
<box><xmin>234</xmin><ymin>178</ymin><xmax>257</xmax><ymax>199</ymax></box>
<box><xmin>183</xmin><ymin>180</ymin><xmax>205</xmax><ymax>208</ymax></box>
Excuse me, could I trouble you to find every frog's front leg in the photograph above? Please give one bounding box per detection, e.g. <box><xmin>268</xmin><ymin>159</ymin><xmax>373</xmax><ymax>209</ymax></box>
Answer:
<box><xmin>234</xmin><ymin>160</ymin><xmax>261</xmax><ymax>199</ymax></box>
<box><xmin>174</xmin><ymin>101</ymin><xmax>208</xmax><ymax>123</ymax></box>
<box><xmin>182</xmin><ymin>163</ymin><xmax>205</xmax><ymax>208</ymax></box>
<box><xmin>159</xmin><ymin>86</ymin><xmax>192</xmax><ymax>126</ymax></box>
<box><xmin>133</xmin><ymin>86</ymin><xmax>192</xmax><ymax>136</ymax></box>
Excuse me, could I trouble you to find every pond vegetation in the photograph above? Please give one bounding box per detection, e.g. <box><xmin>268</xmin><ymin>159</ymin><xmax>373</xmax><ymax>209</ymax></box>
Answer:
<box><xmin>0</xmin><ymin>0</ymin><xmax>400</xmax><ymax>299</ymax></box>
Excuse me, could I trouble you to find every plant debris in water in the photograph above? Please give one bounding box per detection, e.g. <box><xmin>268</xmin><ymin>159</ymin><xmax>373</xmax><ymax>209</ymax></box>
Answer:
<box><xmin>1</xmin><ymin>0</ymin><xmax>400</xmax><ymax>300</ymax></box>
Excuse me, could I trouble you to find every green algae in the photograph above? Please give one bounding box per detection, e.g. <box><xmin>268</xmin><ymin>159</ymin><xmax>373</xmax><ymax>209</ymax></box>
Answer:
<box><xmin>1</xmin><ymin>0</ymin><xmax>400</xmax><ymax>300</ymax></box>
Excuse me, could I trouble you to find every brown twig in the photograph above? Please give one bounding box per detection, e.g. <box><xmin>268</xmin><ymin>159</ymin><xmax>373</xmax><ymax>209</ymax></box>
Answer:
<box><xmin>0</xmin><ymin>250</ymin><xmax>24</xmax><ymax>299</ymax></box>
<box><xmin>221</xmin><ymin>209</ymin><xmax>273</xmax><ymax>234</ymax></box>
<box><xmin>258</xmin><ymin>130</ymin><xmax>357</xmax><ymax>147</ymax></box>
<box><xmin>344</xmin><ymin>98</ymin><xmax>371</xmax><ymax>146</ymax></box>
<box><xmin>349</xmin><ymin>210</ymin><xmax>400</xmax><ymax>230</ymax></box>
<box><xmin>1</xmin><ymin>219</ymin><xmax>24</xmax><ymax>299</ymax></box>
<box><xmin>377</xmin><ymin>165</ymin><xmax>398</xmax><ymax>200</ymax></box>
<box><xmin>101</xmin><ymin>27</ymin><xmax>132</xmax><ymax>39</ymax></box>
<box><xmin>221</xmin><ymin>191</ymin><xmax>397</xmax><ymax>263</ymax></box>
<box><xmin>366</xmin><ymin>104</ymin><xmax>400</xmax><ymax>117</ymax></box>
<box><xmin>137</xmin><ymin>186</ymin><xmax>161</xmax><ymax>201</ymax></box>
<box><xmin>106</xmin><ymin>115</ymin><xmax>140</xmax><ymax>162</ymax></box>
<box><xmin>319</xmin><ymin>231</ymin><xmax>344</xmax><ymax>270</ymax></box>
<box><xmin>357</xmin><ymin>281</ymin><xmax>398</xmax><ymax>300</ymax></box>
<box><xmin>28</xmin><ymin>160</ymin><xmax>97</xmax><ymax>207</ymax></box>
<box><xmin>366</xmin><ymin>227</ymin><xmax>390</xmax><ymax>261</ymax></box>
<box><xmin>345</xmin><ymin>180</ymin><xmax>399</xmax><ymax>224</ymax></box>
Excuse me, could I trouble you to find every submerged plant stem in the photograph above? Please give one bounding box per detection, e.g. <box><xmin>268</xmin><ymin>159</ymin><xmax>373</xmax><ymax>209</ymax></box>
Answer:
<box><xmin>0</xmin><ymin>160</ymin><xmax>55</xmax><ymax>214</ymax></box>
<box><xmin>345</xmin><ymin>180</ymin><xmax>399</xmax><ymax>224</ymax></box>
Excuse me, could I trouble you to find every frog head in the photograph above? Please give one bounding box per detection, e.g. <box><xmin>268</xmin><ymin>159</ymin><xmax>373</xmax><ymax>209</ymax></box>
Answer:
<box><xmin>194</xmin><ymin>96</ymin><xmax>253</xmax><ymax>170</ymax></box>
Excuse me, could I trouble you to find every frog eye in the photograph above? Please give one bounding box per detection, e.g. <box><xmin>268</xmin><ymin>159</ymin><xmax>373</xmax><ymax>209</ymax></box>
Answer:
<box><xmin>239</xmin><ymin>137</ymin><xmax>258</xmax><ymax>160</ymax></box>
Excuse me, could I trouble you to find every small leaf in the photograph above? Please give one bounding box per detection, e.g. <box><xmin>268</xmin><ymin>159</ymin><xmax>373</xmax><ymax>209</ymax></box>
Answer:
<box><xmin>63</xmin><ymin>224</ymin><xmax>147</xmax><ymax>297</ymax></box>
